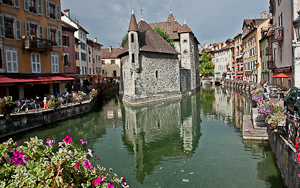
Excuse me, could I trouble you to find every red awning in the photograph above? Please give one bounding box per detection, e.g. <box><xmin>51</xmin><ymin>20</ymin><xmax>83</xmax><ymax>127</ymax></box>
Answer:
<box><xmin>0</xmin><ymin>75</ymin><xmax>74</xmax><ymax>86</ymax></box>
<box><xmin>233</xmin><ymin>75</ymin><xmax>244</xmax><ymax>77</ymax></box>
<box><xmin>271</xmin><ymin>73</ymin><xmax>293</xmax><ymax>78</ymax></box>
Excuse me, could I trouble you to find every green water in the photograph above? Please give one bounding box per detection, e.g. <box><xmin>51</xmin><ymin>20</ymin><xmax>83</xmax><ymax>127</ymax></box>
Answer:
<box><xmin>5</xmin><ymin>86</ymin><xmax>284</xmax><ymax>188</ymax></box>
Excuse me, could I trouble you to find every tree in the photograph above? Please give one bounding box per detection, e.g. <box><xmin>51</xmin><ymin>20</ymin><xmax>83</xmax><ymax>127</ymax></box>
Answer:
<box><xmin>199</xmin><ymin>51</ymin><xmax>214</xmax><ymax>77</ymax></box>
<box><xmin>121</xmin><ymin>27</ymin><xmax>175</xmax><ymax>49</ymax></box>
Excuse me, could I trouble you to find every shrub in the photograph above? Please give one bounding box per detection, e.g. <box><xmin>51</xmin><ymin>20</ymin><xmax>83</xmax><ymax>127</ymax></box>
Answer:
<box><xmin>0</xmin><ymin>96</ymin><xmax>17</xmax><ymax>115</ymax></box>
<box><xmin>47</xmin><ymin>96</ymin><xmax>63</xmax><ymax>109</ymax></box>
<box><xmin>72</xmin><ymin>92</ymin><xmax>85</xmax><ymax>103</ymax></box>
<box><xmin>90</xmin><ymin>89</ymin><xmax>99</xmax><ymax>100</ymax></box>
<box><xmin>0</xmin><ymin>136</ymin><xmax>128</xmax><ymax>188</ymax></box>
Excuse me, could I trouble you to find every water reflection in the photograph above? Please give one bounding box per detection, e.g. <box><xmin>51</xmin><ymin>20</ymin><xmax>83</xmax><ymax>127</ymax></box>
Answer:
<box><xmin>121</xmin><ymin>93</ymin><xmax>201</xmax><ymax>183</ymax></box>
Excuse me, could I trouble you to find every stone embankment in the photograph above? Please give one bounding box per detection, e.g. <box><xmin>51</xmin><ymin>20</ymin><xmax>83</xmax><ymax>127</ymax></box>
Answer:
<box><xmin>0</xmin><ymin>85</ymin><xmax>119</xmax><ymax>138</ymax></box>
<box><xmin>223</xmin><ymin>80</ymin><xmax>300</xmax><ymax>188</ymax></box>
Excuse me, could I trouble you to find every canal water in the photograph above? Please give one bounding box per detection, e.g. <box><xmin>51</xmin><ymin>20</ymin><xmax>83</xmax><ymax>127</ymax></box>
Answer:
<box><xmin>6</xmin><ymin>86</ymin><xmax>285</xmax><ymax>188</ymax></box>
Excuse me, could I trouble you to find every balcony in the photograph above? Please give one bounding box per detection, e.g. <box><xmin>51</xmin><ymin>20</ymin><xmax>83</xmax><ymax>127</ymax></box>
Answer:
<box><xmin>267</xmin><ymin>60</ymin><xmax>276</xmax><ymax>70</ymax></box>
<box><xmin>22</xmin><ymin>36</ymin><xmax>55</xmax><ymax>52</ymax></box>
<box><xmin>267</xmin><ymin>26</ymin><xmax>284</xmax><ymax>43</ymax></box>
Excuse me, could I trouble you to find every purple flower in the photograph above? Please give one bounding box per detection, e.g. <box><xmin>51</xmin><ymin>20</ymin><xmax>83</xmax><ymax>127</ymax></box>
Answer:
<box><xmin>95</xmin><ymin>156</ymin><xmax>101</xmax><ymax>161</ymax></box>
<box><xmin>14</xmin><ymin>142</ymin><xmax>17</xmax><ymax>145</ymax></box>
<box><xmin>80</xmin><ymin>139</ymin><xmax>88</xmax><ymax>147</ymax></box>
<box><xmin>46</xmin><ymin>140</ymin><xmax>55</xmax><ymax>146</ymax></box>
<box><xmin>107</xmin><ymin>184</ymin><xmax>115</xmax><ymax>188</ymax></box>
<box><xmin>87</xmin><ymin>149</ymin><xmax>93</xmax><ymax>157</ymax></box>
<box><xmin>58</xmin><ymin>142</ymin><xmax>64</xmax><ymax>147</ymax></box>
<box><xmin>11</xmin><ymin>150</ymin><xmax>29</xmax><ymax>165</ymax></box>
<box><xmin>84</xmin><ymin>160</ymin><xmax>93</xmax><ymax>170</ymax></box>
<box><xmin>7</xmin><ymin>147</ymin><xmax>11</xmax><ymax>151</ymax></box>
<box><xmin>122</xmin><ymin>177</ymin><xmax>127</xmax><ymax>185</ymax></box>
<box><xmin>94</xmin><ymin>177</ymin><xmax>102</xmax><ymax>186</ymax></box>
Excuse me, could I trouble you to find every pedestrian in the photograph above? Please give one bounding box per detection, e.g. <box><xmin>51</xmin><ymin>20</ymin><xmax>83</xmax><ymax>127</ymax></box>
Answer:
<box><xmin>263</xmin><ymin>82</ymin><xmax>269</xmax><ymax>93</ymax></box>
<box><xmin>43</xmin><ymin>97</ymin><xmax>47</xmax><ymax>109</ymax></box>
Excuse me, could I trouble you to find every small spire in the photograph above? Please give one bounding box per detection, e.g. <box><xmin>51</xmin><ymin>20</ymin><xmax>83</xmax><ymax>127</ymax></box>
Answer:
<box><xmin>140</xmin><ymin>7</ymin><xmax>144</xmax><ymax>21</ymax></box>
<box><xmin>132</xmin><ymin>0</ymin><xmax>134</xmax><ymax>14</ymax></box>
<box><xmin>184</xmin><ymin>19</ymin><xmax>186</xmax><ymax>25</ymax></box>
<box><xmin>170</xmin><ymin>7</ymin><xmax>172</xmax><ymax>13</ymax></box>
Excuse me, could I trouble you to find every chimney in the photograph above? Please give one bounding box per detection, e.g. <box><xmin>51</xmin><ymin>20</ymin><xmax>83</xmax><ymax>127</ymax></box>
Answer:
<box><xmin>64</xmin><ymin>9</ymin><xmax>70</xmax><ymax>17</ymax></box>
<box><xmin>261</xmin><ymin>11</ymin><xmax>268</xmax><ymax>19</ymax></box>
<box><xmin>75</xmin><ymin>18</ymin><xmax>79</xmax><ymax>24</ymax></box>
<box><xmin>109</xmin><ymin>46</ymin><xmax>112</xmax><ymax>52</ymax></box>
<box><xmin>94</xmin><ymin>37</ymin><xmax>97</xmax><ymax>43</ymax></box>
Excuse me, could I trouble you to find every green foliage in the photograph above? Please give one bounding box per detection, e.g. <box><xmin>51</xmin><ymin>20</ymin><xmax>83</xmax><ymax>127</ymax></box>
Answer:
<box><xmin>153</xmin><ymin>27</ymin><xmax>175</xmax><ymax>49</ymax></box>
<box><xmin>72</xmin><ymin>91</ymin><xmax>86</xmax><ymax>103</ymax></box>
<box><xmin>0</xmin><ymin>137</ymin><xmax>128</xmax><ymax>187</ymax></box>
<box><xmin>200</xmin><ymin>51</ymin><xmax>214</xmax><ymax>77</ymax></box>
<box><xmin>0</xmin><ymin>96</ymin><xmax>17</xmax><ymax>115</ymax></box>
<box><xmin>121</xmin><ymin>34</ymin><xmax>128</xmax><ymax>48</ymax></box>
<box><xmin>46</xmin><ymin>96</ymin><xmax>63</xmax><ymax>109</ymax></box>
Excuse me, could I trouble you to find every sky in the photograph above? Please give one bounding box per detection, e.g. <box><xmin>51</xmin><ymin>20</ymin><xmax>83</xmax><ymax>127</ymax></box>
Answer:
<box><xmin>61</xmin><ymin>0</ymin><xmax>270</xmax><ymax>48</ymax></box>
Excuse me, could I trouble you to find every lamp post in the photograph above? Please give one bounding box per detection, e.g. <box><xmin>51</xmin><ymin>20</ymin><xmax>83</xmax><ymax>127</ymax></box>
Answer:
<box><xmin>293</xmin><ymin>11</ymin><xmax>300</xmax><ymax>87</ymax></box>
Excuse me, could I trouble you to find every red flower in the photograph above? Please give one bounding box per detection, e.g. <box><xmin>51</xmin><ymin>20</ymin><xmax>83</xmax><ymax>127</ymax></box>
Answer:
<box><xmin>296</xmin><ymin>142</ymin><xmax>299</xmax><ymax>149</ymax></box>
<box><xmin>63</xmin><ymin>136</ymin><xmax>72</xmax><ymax>143</ymax></box>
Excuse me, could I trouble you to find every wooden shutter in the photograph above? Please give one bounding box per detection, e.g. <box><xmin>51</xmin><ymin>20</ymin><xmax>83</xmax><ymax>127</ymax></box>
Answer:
<box><xmin>6</xmin><ymin>50</ymin><xmax>12</xmax><ymax>72</ymax></box>
<box><xmin>14</xmin><ymin>0</ymin><xmax>20</xmax><ymax>8</ymax></box>
<box><xmin>15</xmin><ymin>19</ymin><xmax>21</xmax><ymax>40</ymax></box>
<box><xmin>24</xmin><ymin>0</ymin><xmax>29</xmax><ymax>11</ymax></box>
<box><xmin>0</xmin><ymin>15</ymin><xmax>4</xmax><ymax>38</ymax></box>
<box><xmin>57</xmin><ymin>30</ymin><xmax>61</xmax><ymax>47</ymax></box>
<box><xmin>56</xmin><ymin>5</ymin><xmax>60</xmax><ymax>21</ymax></box>
<box><xmin>25</xmin><ymin>22</ymin><xmax>30</xmax><ymax>36</ymax></box>
<box><xmin>12</xmin><ymin>51</ymin><xmax>18</xmax><ymax>72</ymax></box>
<box><xmin>47</xmin><ymin>27</ymin><xmax>51</xmax><ymax>40</ymax></box>
<box><xmin>55</xmin><ymin>55</ymin><xmax>59</xmax><ymax>73</ymax></box>
<box><xmin>45</xmin><ymin>1</ymin><xmax>50</xmax><ymax>18</ymax></box>
<box><xmin>38</xmin><ymin>0</ymin><xmax>42</xmax><ymax>15</ymax></box>
<box><xmin>38</xmin><ymin>25</ymin><xmax>43</xmax><ymax>38</ymax></box>
<box><xmin>51</xmin><ymin>55</ymin><xmax>54</xmax><ymax>73</ymax></box>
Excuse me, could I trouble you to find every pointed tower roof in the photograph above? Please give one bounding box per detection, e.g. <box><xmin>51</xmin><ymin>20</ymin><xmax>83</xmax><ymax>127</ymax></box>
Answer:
<box><xmin>178</xmin><ymin>24</ymin><xmax>192</xmax><ymax>33</ymax></box>
<box><xmin>167</xmin><ymin>12</ymin><xmax>175</xmax><ymax>22</ymax></box>
<box><xmin>128</xmin><ymin>13</ymin><xmax>138</xmax><ymax>32</ymax></box>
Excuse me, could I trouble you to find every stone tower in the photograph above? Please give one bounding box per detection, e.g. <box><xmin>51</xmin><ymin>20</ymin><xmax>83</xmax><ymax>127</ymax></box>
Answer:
<box><xmin>128</xmin><ymin>10</ymin><xmax>140</xmax><ymax>75</ymax></box>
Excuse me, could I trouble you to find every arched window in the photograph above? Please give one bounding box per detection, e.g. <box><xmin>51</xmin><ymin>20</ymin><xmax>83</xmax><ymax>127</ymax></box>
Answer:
<box><xmin>131</xmin><ymin>33</ymin><xmax>134</xmax><ymax>43</ymax></box>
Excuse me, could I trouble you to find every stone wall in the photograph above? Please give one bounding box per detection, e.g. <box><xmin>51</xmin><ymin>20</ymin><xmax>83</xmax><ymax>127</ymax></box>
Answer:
<box><xmin>180</xmin><ymin>68</ymin><xmax>191</xmax><ymax>94</ymax></box>
<box><xmin>0</xmin><ymin>86</ymin><xmax>119</xmax><ymax>138</ymax></box>
<box><xmin>267</xmin><ymin>127</ymin><xmax>300</xmax><ymax>188</ymax></box>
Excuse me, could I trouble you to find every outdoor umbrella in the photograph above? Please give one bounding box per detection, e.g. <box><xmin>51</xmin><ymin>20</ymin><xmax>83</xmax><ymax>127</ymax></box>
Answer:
<box><xmin>271</xmin><ymin>73</ymin><xmax>293</xmax><ymax>78</ymax></box>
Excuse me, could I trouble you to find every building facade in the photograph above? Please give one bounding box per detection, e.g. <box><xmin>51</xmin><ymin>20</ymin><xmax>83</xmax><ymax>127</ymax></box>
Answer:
<box><xmin>0</xmin><ymin>0</ymin><xmax>73</xmax><ymax>100</ymax></box>
<box><xmin>232</xmin><ymin>33</ymin><xmax>243</xmax><ymax>76</ymax></box>
<box><xmin>100</xmin><ymin>46</ymin><xmax>121</xmax><ymax>83</ymax></box>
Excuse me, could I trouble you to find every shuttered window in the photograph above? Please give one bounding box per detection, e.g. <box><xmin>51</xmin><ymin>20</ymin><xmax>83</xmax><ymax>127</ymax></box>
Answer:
<box><xmin>6</xmin><ymin>50</ymin><xmax>18</xmax><ymax>73</ymax></box>
<box><xmin>37</xmin><ymin>0</ymin><xmax>42</xmax><ymax>15</ymax></box>
<box><xmin>25</xmin><ymin>22</ymin><xmax>30</xmax><ymax>36</ymax></box>
<box><xmin>15</xmin><ymin>19</ymin><xmax>21</xmax><ymax>40</ymax></box>
<box><xmin>38</xmin><ymin>25</ymin><xmax>43</xmax><ymax>38</ymax></box>
<box><xmin>57</xmin><ymin>30</ymin><xmax>61</xmax><ymax>47</ymax></box>
<box><xmin>51</xmin><ymin>55</ymin><xmax>59</xmax><ymax>73</ymax></box>
<box><xmin>31</xmin><ymin>53</ymin><xmax>41</xmax><ymax>73</ymax></box>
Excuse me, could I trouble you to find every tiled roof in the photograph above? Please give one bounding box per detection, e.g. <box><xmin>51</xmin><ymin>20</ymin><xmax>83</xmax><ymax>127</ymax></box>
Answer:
<box><xmin>120</xmin><ymin>19</ymin><xmax>179</xmax><ymax>57</ymax></box>
<box><xmin>128</xmin><ymin>13</ymin><xmax>138</xmax><ymax>32</ymax></box>
<box><xmin>178</xmin><ymin>24</ymin><xmax>192</xmax><ymax>33</ymax></box>
<box><xmin>167</xmin><ymin>12</ymin><xmax>175</xmax><ymax>21</ymax></box>
<box><xmin>62</xmin><ymin>21</ymin><xmax>77</xmax><ymax>32</ymax></box>
<box><xmin>101</xmin><ymin>48</ymin><xmax>122</xmax><ymax>59</ymax></box>
<box><xmin>148</xmin><ymin>18</ymin><xmax>182</xmax><ymax>40</ymax></box>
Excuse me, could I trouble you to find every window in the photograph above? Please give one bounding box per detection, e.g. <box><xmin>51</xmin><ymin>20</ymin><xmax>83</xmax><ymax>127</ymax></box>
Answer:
<box><xmin>102</xmin><ymin>60</ymin><xmax>105</xmax><ymax>64</ymax></box>
<box><xmin>49</xmin><ymin>3</ymin><xmax>55</xmax><ymax>19</ymax></box>
<box><xmin>113</xmin><ymin>70</ymin><xmax>116</xmax><ymax>77</ymax></box>
<box><xmin>81</xmin><ymin>52</ymin><xmax>86</xmax><ymax>61</ymax></box>
<box><xmin>29</xmin><ymin>0</ymin><xmax>36</xmax><ymax>13</ymax></box>
<box><xmin>31</xmin><ymin>53</ymin><xmax>41</xmax><ymax>73</ymax></box>
<box><xmin>278</xmin><ymin>0</ymin><xmax>282</xmax><ymax>5</ymax></box>
<box><xmin>89</xmin><ymin>68</ymin><xmax>91</xmax><ymax>74</ymax></box>
<box><xmin>5</xmin><ymin>50</ymin><xmax>18</xmax><ymax>73</ymax></box>
<box><xmin>89</xmin><ymin>56</ymin><xmax>90</xmax><ymax>62</ymax></box>
<box><xmin>63</xmin><ymin>35</ymin><xmax>69</xmax><ymax>46</ymax></box>
<box><xmin>47</xmin><ymin>27</ymin><xmax>61</xmax><ymax>46</ymax></box>
<box><xmin>131</xmin><ymin>33</ymin><xmax>134</xmax><ymax>43</ymax></box>
<box><xmin>274</xmin><ymin>48</ymin><xmax>277</xmax><ymax>65</ymax></box>
<box><xmin>93</xmin><ymin>58</ymin><xmax>95</xmax><ymax>63</ymax></box>
<box><xmin>93</xmin><ymin>68</ymin><xmax>94</xmax><ymax>74</ymax></box>
<box><xmin>155</xmin><ymin>70</ymin><xmax>158</xmax><ymax>78</ymax></box>
<box><xmin>75</xmin><ymin>51</ymin><xmax>79</xmax><ymax>60</ymax></box>
<box><xmin>51</xmin><ymin>54</ymin><xmax>59</xmax><ymax>73</ymax></box>
<box><xmin>278</xmin><ymin>13</ymin><xmax>282</xmax><ymax>27</ymax></box>
<box><xmin>45</xmin><ymin>1</ymin><xmax>60</xmax><ymax>21</ymax></box>
<box><xmin>63</xmin><ymin>53</ymin><xmax>69</xmax><ymax>67</ymax></box>
<box><xmin>111</xmin><ymin>60</ymin><xmax>115</xmax><ymax>64</ymax></box>
<box><xmin>132</xmin><ymin>54</ymin><xmax>134</xmax><ymax>63</ymax></box>
<box><xmin>30</xmin><ymin>24</ymin><xmax>37</xmax><ymax>36</ymax></box>
<box><xmin>3</xmin><ymin>0</ymin><xmax>19</xmax><ymax>7</ymax></box>
<box><xmin>81</xmin><ymin>43</ymin><xmax>86</xmax><ymax>50</ymax></box>
<box><xmin>4</xmin><ymin>18</ymin><xmax>14</xmax><ymax>38</ymax></box>
<box><xmin>102</xmin><ymin>70</ymin><xmax>105</xmax><ymax>74</ymax></box>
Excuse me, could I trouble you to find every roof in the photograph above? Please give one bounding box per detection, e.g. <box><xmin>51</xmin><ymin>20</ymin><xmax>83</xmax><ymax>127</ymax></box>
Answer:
<box><xmin>128</xmin><ymin>13</ymin><xmax>138</xmax><ymax>32</ymax></box>
<box><xmin>101</xmin><ymin>48</ymin><xmax>122</xmax><ymax>59</ymax></box>
<box><xmin>178</xmin><ymin>24</ymin><xmax>192</xmax><ymax>33</ymax></box>
<box><xmin>148</xmin><ymin>12</ymin><xmax>182</xmax><ymax>40</ymax></box>
<box><xmin>243</xmin><ymin>19</ymin><xmax>267</xmax><ymax>29</ymax></box>
<box><xmin>62</xmin><ymin>21</ymin><xmax>77</xmax><ymax>32</ymax></box>
<box><xmin>61</xmin><ymin>11</ymin><xmax>89</xmax><ymax>34</ymax></box>
<box><xmin>120</xmin><ymin>19</ymin><xmax>179</xmax><ymax>57</ymax></box>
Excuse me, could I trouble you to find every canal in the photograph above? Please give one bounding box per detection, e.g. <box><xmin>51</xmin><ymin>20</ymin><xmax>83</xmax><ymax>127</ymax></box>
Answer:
<box><xmin>5</xmin><ymin>86</ymin><xmax>285</xmax><ymax>187</ymax></box>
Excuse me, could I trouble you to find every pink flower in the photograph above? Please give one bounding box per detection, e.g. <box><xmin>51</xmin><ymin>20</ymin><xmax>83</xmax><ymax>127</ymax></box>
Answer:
<box><xmin>46</xmin><ymin>140</ymin><xmax>55</xmax><ymax>146</ymax></box>
<box><xmin>107</xmin><ymin>184</ymin><xmax>114</xmax><ymax>188</ymax></box>
<box><xmin>94</xmin><ymin>177</ymin><xmax>102</xmax><ymax>186</ymax></box>
<box><xmin>58</xmin><ymin>142</ymin><xmax>64</xmax><ymax>147</ymax></box>
<box><xmin>63</xmin><ymin>136</ymin><xmax>72</xmax><ymax>143</ymax></box>
<box><xmin>7</xmin><ymin>147</ymin><xmax>11</xmax><ymax>151</ymax></box>
<box><xmin>87</xmin><ymin>149</ymin><xmax>93</xmax><ymax>157</ymax></box>
<box><xmin>76</xmin><ymin>161</ymin><xmax>80</xmax><ymax>169</ymax></box>
<box><xmin>84</xmin><ymin>160</ymin><xmax>93</xmax><ymax>170</ymax></box>
<box><xmin>80</xmin><ymin>139</ymin><xmax>88</xmax><ymax>147</ymax></box>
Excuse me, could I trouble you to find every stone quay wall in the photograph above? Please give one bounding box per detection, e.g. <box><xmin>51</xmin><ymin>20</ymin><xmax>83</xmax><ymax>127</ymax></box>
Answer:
<box><xmin>267</xmin><ymin>127</ymin><xmax>300</xmax><ymax>188</ymax></box>
<box><xmin>0</xmin><ymin>86</ymin><xmax>119</xmax><ymax>138</ymax></box>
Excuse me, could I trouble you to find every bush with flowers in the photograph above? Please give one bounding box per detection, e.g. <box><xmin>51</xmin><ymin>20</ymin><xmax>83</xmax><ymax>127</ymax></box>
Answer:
<box><xmin>0</xmin><ymin>96</ymin><xmax>17</xmax><ymax>115</ymax></box>
<box><xmin>0</xmin><ymin>136</ymin><xmax>128</xmax><ymax>188</ymax></box>
<box><xmin>90</xmin><ymin>89</ymin><xmax>99</xmax><ymax>100</ymax></box>
<box><xmin>251</xmin><ymin>88</ymin><xmax>264</xmax><ymax>103</ymax></box>
<box><xmin>47</xmin><ymin>96</ymin><xmax>63</xmax><ymax>109</ymax></box>
<box><xmin>265</xmin><ymin>105</ymin><xmax>286</xmax><ymax>133</ymax></box>
<box><xmin>257</xmin><ymin>100</ymin><xmax>274</xmax><ymax>116</ymax></box>
<box><xmin>73</xmin><ymin>92</ymin><xmax>85</xmax><ymax>103</ymax></box>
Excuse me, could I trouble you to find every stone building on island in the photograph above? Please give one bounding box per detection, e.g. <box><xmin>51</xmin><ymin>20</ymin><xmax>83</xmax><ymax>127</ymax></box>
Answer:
<box><xmin>119</xmin><ymin>10</ymin><xmax>200</xmax><ymax>105</ymax></box>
